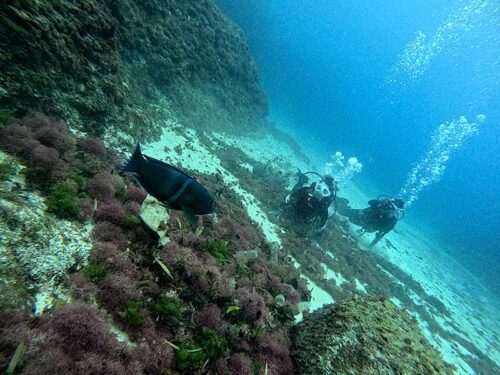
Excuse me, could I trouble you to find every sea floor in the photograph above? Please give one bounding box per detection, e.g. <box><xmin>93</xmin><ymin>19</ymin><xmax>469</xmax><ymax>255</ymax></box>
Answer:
<box><xmin>138</xmin><ymin>120</ymin><xmax>500</xmax><ymax>374</ymax></box>
<box><xmin>340</xmin><ymin>183</ymin><xmax>500</xmax><ymax>374</ymax></box>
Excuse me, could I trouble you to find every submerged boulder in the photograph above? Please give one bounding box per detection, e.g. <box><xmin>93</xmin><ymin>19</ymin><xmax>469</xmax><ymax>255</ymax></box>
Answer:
<box><xmin>291</xmin><ymin>296</ymin><xmax>454</xmax><ymax>375</ymax></box>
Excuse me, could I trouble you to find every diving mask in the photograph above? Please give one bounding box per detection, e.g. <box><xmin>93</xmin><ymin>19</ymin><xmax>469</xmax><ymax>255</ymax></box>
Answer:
<box><xmin>313</xmin><ymin>181</ymin><xmax>331</xmax><ymax>200</ymax></box>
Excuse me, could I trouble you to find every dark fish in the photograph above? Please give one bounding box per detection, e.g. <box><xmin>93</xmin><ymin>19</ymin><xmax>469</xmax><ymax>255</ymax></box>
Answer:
<box><xmin>121</xmin><ymin>143</ymin><xmax>215</xmax><ymax>227</ymax></box>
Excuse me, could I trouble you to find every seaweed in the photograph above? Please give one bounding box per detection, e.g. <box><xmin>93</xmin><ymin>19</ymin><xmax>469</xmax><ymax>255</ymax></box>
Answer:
<box><xmin>152</xmin><ymin>295</ymin><xmax>182</xmax><ymax>319</ymax></box>
<box><xmin>122</xmin><ymin>213</ymin><xmax>141</xmax><ymax>228</ymax></box>
<box><xmin>205</xmin><ymin>239</ymin><xmax>229</xmax><ymax>263</ymax></box>
<box><xmin>0</xmin><ymin>160</ymin><xmax>15</xmax><ymax>181</ymax></box>
<box><xmin>80</xmin><ymin>263</ymin><xmax>108</xmax><ymax>283</ymax></box>
<box><xmin>123</xmin><ymin>300</ymin><xmax>144</xmax><ymax>327</ymax></box>
<box><xmin>46</xmin><ymin>183</ymin><xmax>80</xmax><ymax>220</ymax></box>
<box><xmin>175</xmin><ymin>346</ymin><xmax>206</xmax><ymax>372</ymax></box>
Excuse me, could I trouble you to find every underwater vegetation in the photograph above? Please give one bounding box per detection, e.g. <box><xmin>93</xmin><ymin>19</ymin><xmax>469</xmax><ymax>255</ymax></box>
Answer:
<box><xmin>0</xmin><ymin>113</ymin><xmax>309</xmax><ymax>374</ymax></box>
<box><xmin>0</xmin><ymin>1</ymin><xmax>496</xmax><ymax>373</ymax></box>
<box><xmin>1</xmin><ymin>112</ymin><xmax>497</xmax><ymax>373</ymax></box>
<box><xmin>292</xmin><ymin>296</ymin><xmax>455</xmax><ymax>375</ymax></box>
<box><xmin>215</xmin><ymin>140</ymin><xmax>500</xmax><ymax>373</ymax></box>
<box><xmin>0</xmin><ymin>0</ymin><xmax>267</xmax><ymax>139</ymax></box>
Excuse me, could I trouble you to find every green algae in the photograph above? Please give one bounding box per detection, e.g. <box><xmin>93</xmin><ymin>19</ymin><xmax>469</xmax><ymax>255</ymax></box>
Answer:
<box><xmin>81</xmin><ymin>263</ymin><xmax>108</xmax><ymax>283</ymax></box>
<box><xmin>0</xmin><ymin>0</ymin><xmax>268</xmax><ymax>139</ymax></box>
<box><xmin>0</xmin><ymin>108</ymin><xmax>14</xmax><ymax>126</ymax></box>
<box><xmin>205</xmin><ymin>239</ymin><xmax>229</xmax><ymax>263</ymax></box>
<box><xmin>292</xmin><ymin>296</ymin><xmax>455</xmax><ymax>375</ymax></box>
<box><xmin>124</xmin><ymin>300</ymin><xmax>144</xmax><ymax>327</ymax></box>
<box><xmin>122</xmin><ymin>213</ymin><xmax>141</xmax><ymax>229</ymax></box>
<box><xmin>0</xmin><ymin>160</ymin><xmax>15</xmax><ymax>181</ymax></box>
<box><xmin>175</xmin><ymin>346</ymin><xmax>206</xmax><ymax>372</ymax></box>
<box><xmin>152</xmin><ymin>295</ymin><xmax>182</xmax><ymax>319</ymax></box>
<box><xmin>46</xmin><ymin>183</ymin><xmax>80</xmax><ymax>220</ymax></box>
<box><xmin>174</xmin><ymin>328</ymin><xmax>227</xmax><ymax>372</ymax></box>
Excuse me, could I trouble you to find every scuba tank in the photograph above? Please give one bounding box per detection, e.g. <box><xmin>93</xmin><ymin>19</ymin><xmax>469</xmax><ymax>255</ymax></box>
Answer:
<box><xmin>376</xmin><ymin>195</ymin><xmax>405</xmax><ymax>220</ymax></box>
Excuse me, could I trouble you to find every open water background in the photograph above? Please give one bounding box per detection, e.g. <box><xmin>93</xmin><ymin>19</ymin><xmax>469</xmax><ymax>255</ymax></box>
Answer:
<box><xmin>217</xmin><ymin>0</ymin><xmax>500</xmax><ymax>299</ymax></box>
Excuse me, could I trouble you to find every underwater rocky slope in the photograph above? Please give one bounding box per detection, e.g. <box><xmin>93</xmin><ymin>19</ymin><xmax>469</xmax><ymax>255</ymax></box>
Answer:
<box><xmin>0</xmin><ymin>0</ymin><xmax>267</xmax><ymax>139</ymax></box>
<box><xmin>0</xmin><ymin>112</ymin><xmax>455</xmax><ymax>375</ymax></box>
<box><xmin>0</xmin><ymin>112</ymin><xmax>309</xmax><ymax>374</ymax></box>
<box><xmin>0</xmin><ymin>1</ymin><xmax>498</xmax><ymax>374</ymax></box>
<box><xmin>292</xmin><ymin>296</ymin><xmax>454</xmax><ymax>374</ymax></box>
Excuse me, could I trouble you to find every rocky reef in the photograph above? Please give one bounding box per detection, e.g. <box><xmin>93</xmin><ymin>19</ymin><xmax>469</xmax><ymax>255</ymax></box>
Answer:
<box><xmin>0</xmin><ymin>113</ymin><xmax>308</xmax><ymax>374</ymax></box>
<box><xmin>0</xmin><ymin>0</ymin><xmax>268</xmax><ymax>139</ymax></box>
<box><xmin>291</xmin><ymin>296</ymin><xmax>455</xmax><ymax>375</ymax></box>
<box><xmin>0</xmin><ymin>1</ymin><xmax>483</xmax><ymax>373</ymax></box>
<box><xmin>0</xmin><ymin>111</ymin><xmax>466</xmax><ymax>374</ymax></box>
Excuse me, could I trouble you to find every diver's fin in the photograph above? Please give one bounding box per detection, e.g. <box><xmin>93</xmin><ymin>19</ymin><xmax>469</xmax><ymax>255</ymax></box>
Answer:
<box><xmin>121</xmin><ymin>143</ymin><xmax>143</xmax><ymax>174</ymax></box>
<box><xmin>182</xmin><ymin>206</ymin><xmax>198</xmax><ymax>230</ymax></box>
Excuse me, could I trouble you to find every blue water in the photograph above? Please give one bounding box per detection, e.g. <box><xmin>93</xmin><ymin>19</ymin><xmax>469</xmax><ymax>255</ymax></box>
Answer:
<box><xmin>218</xmin><ymin>0</ymin><xmax>500</xmax><ymax>298</ymax></box>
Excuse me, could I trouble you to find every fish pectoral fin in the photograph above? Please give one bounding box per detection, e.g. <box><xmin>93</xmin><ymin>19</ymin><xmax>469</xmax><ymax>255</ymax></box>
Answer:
<box><xmin>181</xmin><ymin>206</ymin><xmax>198</xmax><ymax>230</ymax></box>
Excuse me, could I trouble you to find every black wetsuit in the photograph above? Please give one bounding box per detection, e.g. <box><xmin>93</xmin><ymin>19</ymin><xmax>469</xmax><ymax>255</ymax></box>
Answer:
<box><xmin>280</xmin><ymin>177</ymin><xmax>335</xmax><ymax>238</ymax></box>
<box><xmin>286</xmin><ymin>184</ymin><xmax>331</xmax><ymax>230</ymax></box>
<box><xmin>341</xmin><ymin>198</ymin><xmax>399</xmax><ymax>246</ymax></box>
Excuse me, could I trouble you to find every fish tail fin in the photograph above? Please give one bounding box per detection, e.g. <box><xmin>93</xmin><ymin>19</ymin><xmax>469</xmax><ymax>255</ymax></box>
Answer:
<box><xmin>121</xmin><ymin>143</ymin><xmax>143</xmax><ymax>174</ymax></box>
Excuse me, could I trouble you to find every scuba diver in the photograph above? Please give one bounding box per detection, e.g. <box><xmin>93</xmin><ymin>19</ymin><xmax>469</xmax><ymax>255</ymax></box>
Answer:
<box><xmin>270</xmin><ymin>170</ymin><xmax>337</xmax><ymax>238</ymax></box>
<box><xmin>339</xmin><ymin>196</ymin><xmax>404</xmax><ymax>247</ymax></box>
